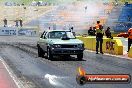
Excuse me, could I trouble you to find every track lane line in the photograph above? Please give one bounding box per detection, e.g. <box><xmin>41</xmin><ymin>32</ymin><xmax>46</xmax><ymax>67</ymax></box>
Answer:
<box><xmin>0</xmin><ymin>56</ymin><xmax>24</xmax><ymax>88</ymax></box>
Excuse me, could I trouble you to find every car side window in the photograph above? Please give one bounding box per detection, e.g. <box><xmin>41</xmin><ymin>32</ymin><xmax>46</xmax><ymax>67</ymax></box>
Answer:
<box><xmin>43</xmin><ymin>32</ymin><xmax>48</xmax><ymax>39</ymax></box>
<box><xmin>47</xmin><ymin>32</ymin><xmax>51</xmax><ymax>38</ymax></box>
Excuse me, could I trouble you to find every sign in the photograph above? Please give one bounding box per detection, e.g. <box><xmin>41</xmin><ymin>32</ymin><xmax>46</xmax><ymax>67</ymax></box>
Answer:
<box><xmin>106</xmin><ymin>41</ymin><xmax>115</xmax><ymax>50</ymax></box>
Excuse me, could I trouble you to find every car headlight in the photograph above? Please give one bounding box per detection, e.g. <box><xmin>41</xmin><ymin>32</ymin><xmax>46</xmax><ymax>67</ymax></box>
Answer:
<box><xmin>53</xmin><ymin>44</ymin><xmax>61</xmax><ymax>48</ymax></box>
<box><xmin>77</xmin><ymin>44</ymin><xmax>84</xmax><ymax>48</ymax></box>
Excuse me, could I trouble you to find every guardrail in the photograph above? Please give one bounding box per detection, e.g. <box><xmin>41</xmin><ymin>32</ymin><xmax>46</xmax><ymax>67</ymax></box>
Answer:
<box><xmin>128</xmin><ymin>47</ymin><xmax>132</xmax><ymax>58</ymax></box>
<box><xmin>76</xmin><ymin>36</ymin><xmax>123</xmax><ymax>55</ymax></box>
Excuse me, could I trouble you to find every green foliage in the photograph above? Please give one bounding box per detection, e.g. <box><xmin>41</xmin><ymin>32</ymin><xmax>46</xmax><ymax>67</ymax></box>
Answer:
<box><xmin>0</xmin><ymin>0</ymin><xmax>76</xmax><ymax>5</ymax></box>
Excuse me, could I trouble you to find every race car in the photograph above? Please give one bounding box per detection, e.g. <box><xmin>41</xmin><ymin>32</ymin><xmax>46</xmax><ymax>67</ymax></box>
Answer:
<box><xmin>37</xmin><ymin>30</ymin><xmax>84</xmax><ymax>60</ymax></box>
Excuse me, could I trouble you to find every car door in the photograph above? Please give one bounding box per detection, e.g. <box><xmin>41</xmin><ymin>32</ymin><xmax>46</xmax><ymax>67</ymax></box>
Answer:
<box><xmin>39</xmin><ymin>31</ymin><xmax>46</xmax><ymax>50</ymax></box>
<box><xmin>43</xmin><ymin>32</ymin><xmax>49</xmax><ymax>51</ymax></box>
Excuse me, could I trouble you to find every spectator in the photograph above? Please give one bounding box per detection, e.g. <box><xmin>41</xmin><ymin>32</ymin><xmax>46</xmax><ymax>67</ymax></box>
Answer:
<box><xmin>49</xmin><ymin>27</ymin><xmax>51</xmax><ymax>30</ymax></box>
<box><xmin>88</xmin><ymin>27</ymin><xmax>93</xmax><ymax>36</ymax></box>
<box><xmin>15</xmin><ymin>20</ymin><xmax>19</xmax><ymax>27</ymax></box>
<box><xmin>96</xmin><ymin>25</ymin><xmax>104</xmax><ymax>54</ymax></box>
<box><xmin>3</xmin><ymin>18</ymin><xmax>7</xmax><ymax>27</ymax></box>
<box><xmin>105</xmin><ymin>27</ymin><xmax>112</xmax><ymax>38</ymax></box>
<box><xmin>95</xmin><ymin>21</ymin><xmax>101</xmax><ymax>30</ymax></box>
<box><xmin>19</xmin><ymin>19</ymin><xmax>23</xmax><ymax>27</ymax></box>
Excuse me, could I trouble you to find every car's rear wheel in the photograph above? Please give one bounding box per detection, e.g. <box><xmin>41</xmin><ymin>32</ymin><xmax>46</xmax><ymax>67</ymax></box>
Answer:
<box><xmin>38</xmin><ymin>45</ymin><xmax>44</xmax><ymax>57</ymax></box>
<box><xmin>47</xmin><ymin>47</ymin><xmax>53</xmax><ymax>60</ymax></box>
<box><xmin>77</xmin><ymin>53</ymin><xmax>83</xmax><ymax>61</ymax></box>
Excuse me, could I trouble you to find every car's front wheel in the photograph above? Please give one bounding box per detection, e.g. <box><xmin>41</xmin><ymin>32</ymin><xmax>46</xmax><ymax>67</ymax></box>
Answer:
<box><xmin>47</xmin><ymin>47</ymin><xmax>53</xmax><ymax>60</ymax></box>
<box><xmin>77</xmin><ymin>53</ymin><xmax>83</xmax><ymax>61</ymax></box>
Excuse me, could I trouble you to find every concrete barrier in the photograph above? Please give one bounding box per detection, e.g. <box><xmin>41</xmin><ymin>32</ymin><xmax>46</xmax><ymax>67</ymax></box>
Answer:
<box><xmin>76</xmin><ymin>36</ymin><xmax>123</xmax><ymax>55</ymax></box>
<box><xmin>76</xmin><ymin>36</ymin><xmax>84</xmax><ymax>42</ymax></box>
<box><xmin>111</xmin><ymin>33</ymin><xmax>117</xmax><ymax>37</ymax></box>
<box><xmin>128</xmin><ymin>47</ymin><xmax>132</xmax><ymax>58</ymax></box>
<box><xmin>0</xmin><ymin>27</ymin><xmax>39</xmax><ymax>36</ymax></box>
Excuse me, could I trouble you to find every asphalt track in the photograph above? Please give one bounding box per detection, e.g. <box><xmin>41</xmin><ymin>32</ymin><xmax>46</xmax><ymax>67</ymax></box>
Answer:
<box><xmin>0</xmin><ymin>39</ymin><xmax>131</xmax><ymax>88</ymax></box>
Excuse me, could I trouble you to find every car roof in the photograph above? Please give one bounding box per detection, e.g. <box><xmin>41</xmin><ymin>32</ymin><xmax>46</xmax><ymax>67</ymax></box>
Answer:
<box><xmin>45</xmin><ymin>30</ymin><xmax>71</xmax><ymax>32</ymax></box>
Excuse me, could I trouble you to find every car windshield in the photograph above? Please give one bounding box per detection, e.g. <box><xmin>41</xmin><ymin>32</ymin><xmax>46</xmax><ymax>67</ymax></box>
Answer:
<box><xmin>48</xmin><ymin>31</ymin><xmax>75</xmax><ymax>39</ymax></box>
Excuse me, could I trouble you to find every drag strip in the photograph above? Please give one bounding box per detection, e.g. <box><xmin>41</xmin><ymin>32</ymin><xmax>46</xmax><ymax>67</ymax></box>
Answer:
<box><xmin>0</xmin><ymin>44</ymin><xmax>132</xmax><ymax>88</ymax></box>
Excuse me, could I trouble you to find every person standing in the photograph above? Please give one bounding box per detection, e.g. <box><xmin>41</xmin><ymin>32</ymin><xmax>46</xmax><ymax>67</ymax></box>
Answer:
<box><xmin>3</xmin><ymin>18</ymin><xmax>7</xmax><ymax>27</ymax></box>
<box><xmin>96</xmin><ymin>25</ymin><xmax>104</xmax><ymax>54</ymax></box>
<box><xmin>19</xmin><ymin>19</ymin><xmax>23</xmax><ymax>27</ymax></box>
<box><xmin>48</xmin><ymin>27</ymin><xmax>51</xmax><ymax>30</ymax></box>
<box><xmin>88</xmin><ymin>27</ymin><xmax>93</xmax><ymax>36</ymax></box>
<box><xmin>128</xmin><ymin>28</ymin><xmax>132</xmax><ymax>52</ymax></box>
<box><xmin>95</xmin><ymin>21</ymin><xmax>101</xmax><ymax>30</ymax></box>
<box><xmin>15</xmin><ymin>20</ymin><xmax>19</xmax><ymax>27</ymax></box>
<box><xmin>105</xmin><ymin>27</ymin><xmax>112</xmax><ymax>38</ymax></box>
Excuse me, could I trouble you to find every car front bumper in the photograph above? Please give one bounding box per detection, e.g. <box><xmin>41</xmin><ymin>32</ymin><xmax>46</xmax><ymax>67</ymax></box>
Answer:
<box><xmin>50</xmin><ymin>48</ymin><xmax>84</xmax><ymax>55</ymax></box>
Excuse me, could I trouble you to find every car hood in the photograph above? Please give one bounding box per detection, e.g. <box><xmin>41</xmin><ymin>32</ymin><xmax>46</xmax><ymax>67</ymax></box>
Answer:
<box><xmin>48</xmin><ymin>39</ymin><xmax>83</xmax><ymax>44</ymax></box>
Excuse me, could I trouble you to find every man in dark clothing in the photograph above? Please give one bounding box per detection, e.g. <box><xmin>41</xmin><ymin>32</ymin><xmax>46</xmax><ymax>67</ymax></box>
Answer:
<box><xmin>105</xmin><ymin>27</ymin><xmax>113</xmax><ymax>39</ymax></box>
<box><xmin>49</xmin><ymin>27</ymin><xmax>51</xmax><ymax>30</ymax></box>
<box><xmin>96</xmin><ymin>25</ymin><xmax>104</xmax><ymax>54</ymax></box>
<box><xmin>15</xmin><ymin>20</ymin><xmax>19</xmax><ymax>27</ymax></box>
<box><xmin>3</xmin><ymin>18</ymin><xmax>7</xmax><ymax>27</ymax></box>
<box><xmin>88</xmin><ymin>27</ymin><xmax>93</xmax><ymax>36</ymax></box>
<box><xmin>19</xmin><ymin>19</ymin><xmax>23</xmax><ymax>27</ymax></box>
